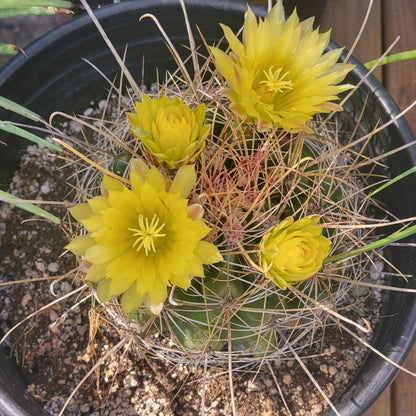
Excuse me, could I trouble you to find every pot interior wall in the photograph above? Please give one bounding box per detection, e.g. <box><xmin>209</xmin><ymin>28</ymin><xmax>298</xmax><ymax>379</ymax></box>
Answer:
<box><xmin>0</xmin><ymin>1</ymin><xmax>415</xmax><ymax>415</ymax></box>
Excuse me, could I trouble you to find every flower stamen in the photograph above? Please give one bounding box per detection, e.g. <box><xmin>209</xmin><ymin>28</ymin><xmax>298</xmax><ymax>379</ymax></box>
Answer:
<box><xmin>257</xmin><ymin>67</ymin><xmax>294</xmax><ymax>104</ymax></box>
<box><xmin>129</xmin><ymin>213</ymin><xmax>166</xmax><ymax>256</ymax></box>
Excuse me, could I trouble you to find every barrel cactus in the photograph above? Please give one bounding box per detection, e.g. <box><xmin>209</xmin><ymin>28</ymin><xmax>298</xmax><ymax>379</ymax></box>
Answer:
<box><xmin>64</xmin><ymin>0</ymin><xmax>408</xmax><ymax>371</ymax></box>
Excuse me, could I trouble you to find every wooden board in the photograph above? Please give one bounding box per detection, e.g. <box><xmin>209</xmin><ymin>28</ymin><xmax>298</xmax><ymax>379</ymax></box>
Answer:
<box><xmin>319</xmin><ymin>0</ymin><xmax>382</xmax><ymax>79</ymax></box>
<box><xmin>383</xmin><ymin>0</ymin><xmax>416</xmax><ymax>137</ymax></box>
<box><xmin>320</xmin><ymin>2</ymin><xmax>415</xmax><ymax>414</ymax></box>
<box><xmin>381</xmin><ymin>2</ymin><xmax>416</xmax><ymax>414</ymax></box>
<box><xmin>318</xmin><ymin>1</ymin><xmax>416</xmax><ymax>415</ymax></box>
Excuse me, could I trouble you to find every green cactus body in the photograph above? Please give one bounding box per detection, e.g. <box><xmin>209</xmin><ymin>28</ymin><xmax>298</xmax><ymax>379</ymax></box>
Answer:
<box><xmin>113</xmin><ymin>149</ymin><xmax>132</xmax><ymax>176</ymax></box>
<box><xmin>230</xmin><ymin>296</ymin><xmax>278</xmax><ymax>356</ymax></box>
<box><xmin>168</xmin><ymin>270</ymin><xmax>246</xmax><ymax>352</ymax></box>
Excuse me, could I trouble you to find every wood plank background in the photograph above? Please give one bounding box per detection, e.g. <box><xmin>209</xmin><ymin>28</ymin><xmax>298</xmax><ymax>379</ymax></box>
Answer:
<box><xmin>319</xmin><ymin>2</ymin><xmax>416</xmax><ymax>415</ymax></box>
<box><xmin>303</xmin><ymin>1</ymin><xmax>416</xmax><ymax>415</ymax></box>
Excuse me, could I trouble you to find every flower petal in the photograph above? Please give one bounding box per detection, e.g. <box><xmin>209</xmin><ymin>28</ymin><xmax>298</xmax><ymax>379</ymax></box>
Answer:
<box><xmin>96</xmin><ymin>278</ymin><xmax>113</xmax><ymax>302</ymax></box>
<box><xmin>85</xmin><ymin>263</ymin><xmax>107</xmax><ymax>282</ymax></box>
<box><xmin>194</xmin><ymin>241</ymin><xmax>223</xmax><ymax>264</ymax></box>
<box><xmin>121</xmin><ymin>282</ymin><xmax>145</xmax><ymax>313</ymax></box>
<box><xmin>69</xmin><ymin>203</ymin><xmax>93</xmax><ymax>222</ymax></box>
<box><xmin>169</xmin><ymin>164</ymin><xmax>196</xmax><ymax>197</ymax></box>
<box><xmin>65</xmin><ymin>235</ymin><xmax>94</xmax><ymax>256</ymax></box>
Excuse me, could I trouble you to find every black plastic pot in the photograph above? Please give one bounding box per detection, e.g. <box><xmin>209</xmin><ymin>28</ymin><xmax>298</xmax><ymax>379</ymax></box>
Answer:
<box><xmin>0</xmin><ymin>1</ymin><xmax>415</xmax><ymax>415</ymax></box>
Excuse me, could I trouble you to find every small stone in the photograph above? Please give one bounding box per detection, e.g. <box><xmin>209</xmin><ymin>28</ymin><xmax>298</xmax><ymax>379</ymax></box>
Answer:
<box><xmin>327</xmin><ymin>383</ymin><xmax>335</xmax><ymax>398</ymax></box>
<box><xmin>98</xmin><ymin>100</ymin><xmax>107</xmax><ymax>110</ymax></box>
<box><xmin>77</xmin><ymin>324</ymin><xmax>88</xmax><ymax>337</ymax></box>
<box><xmin>21</xmin><ymin>293</ymin><xmax>32</xmax><ymax>307</ymax></box>
<box><xmin>282</xmin><ymin>374</ymin><xmax>292</xmax><ymax>385</ymax></box>
<box><xmin>370</xmin><ymin>259</ymin><xmax>384</xmax><ymax>279</ymax></box>
<box><xmin>354</xmin><ymin>281</ymin><xmax>370</xmax><ymax>297</ymax></box>
<box><xmin>83</xmin><ymin>107</ymin><xmax>94</xmax><ymax>117</ymax></box>
<box><xmin>40</xmin><ymin>181</ymin><xmax>51</xmax><ymax>194</ymax></box>
<box><xmin>328</xmin><ymin>366</ymin><xmax>337</xmax><ymax>376</ymax></box>
<box><xmin>338</xmin><ymin>370</ymin><xmax>348</xmax><ymax>382</ymax></box>
<box><xmin>247</xmin><ymin>381</ymin><xmax>260</xmax><ymax>392</ymax></box>
<box><xmin>60</xmin><ymin>281</ymin><xmax>72</xmax><ymax>293</ymax></box>
<box><xmin>48</xmin><ymin>262</ymin><xmax>59</xmax><ymax>273</ymax></box>
<box><xmin>0</xmin><ymin>309</ymin><xmax>8</xmax><ymax>320</ymax></box>
<box><xmin>49</xmin><ymin>309</ymin><xmax>59</xmax><ymax>322</ymax></box>
<box><xmin>35</xmin><ymin>260</ymin><xmax>45</xmax><ymax>272</ymax></box>
<box><xmin>69</xmin><ymin>121</ymin><xmax>81</xmax><ymax>133</ymax></box>
<box><xmin>124</xmin><ymin>373</ymin><xmax>138</xmax><ymax>387</ymax></box>
<box><xmin>319</xmin><ymin>364</ymin><xmax>328</xmax><ymax>374</ymax></box>
<box><xmin>311</xmin><ymin>403</ymin><xmax>323</xmax><ymax>414</ymax></box>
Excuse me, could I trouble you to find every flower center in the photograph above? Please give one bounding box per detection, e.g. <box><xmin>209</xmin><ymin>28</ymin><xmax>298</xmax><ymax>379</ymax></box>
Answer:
<box><xmin>158</xmin><ymin>107</ymin><xmax>186</xmax><ymax>130</ymax></box>
<box><xmin>257</xmin><ymin>67</ymin><xmax>294</xmax><ymax>104</ymax></box>
<box><xmin>128</xmin><ymin>213</ymin><xmax>166</xmax><ymax>256</ymax></box>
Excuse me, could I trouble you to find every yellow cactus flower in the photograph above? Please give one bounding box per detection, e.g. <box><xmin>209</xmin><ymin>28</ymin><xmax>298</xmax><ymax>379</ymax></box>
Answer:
<box><xmin>127</xmin><ymin>93</ymin><xmax>211</xmax><ymax>169</ymax></box>
<box><xmin>210</xmin><ymin>1</ymin><xmax>354</xmax><ymax>132</ymax></box>
<box><xmin>66</xmin><ymin>159</ymin><xmax>223</xmax><ymax>314</ymax></box>
<box><xmin>258</xmin><ymin>215</ymin><xmax>331</xmax><ymax>289</ymax></box>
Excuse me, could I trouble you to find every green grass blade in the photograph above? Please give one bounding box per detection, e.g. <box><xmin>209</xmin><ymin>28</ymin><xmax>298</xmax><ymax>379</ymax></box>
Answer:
<box><xmin>0</xmin><ymin>43</ymin><xmax>17</xmax><ymax>56</ymax></box>
<box><xmin>0</xmin><ymin>6</ymin><xmax>70</xmax><ymax>18</ymax></box>
<box><xmin>0</xmin><ymin>96</ymin><xmax>42</xmax><ymax>122</ymax></box>
<box><xmin>324</xmin><ymin>223</ymin><xmax>416</xmax><ymax>264</ymax></box>
<box><xmin>0</xmin><ymin>121</ymin><xmax>61</xmax><ymax>152</ymax></box>
<box><xmin>369</xmin><ymin>166</ymin><xmax>416</xmax><ymax>197</ymax></box>
<box><xmin>0</xmin><ymin>0</ymin><xmax>71</xmax><ymax>8</ymax></box>
<box><xmin>0</xmin><ymin>190</ymin><xmax>60</xmax><ymax>224</ymax></box>
<box><xmin>365</xmin><ymin>50</ymin><xmax>416</xmax><ymax>69</ymax></box>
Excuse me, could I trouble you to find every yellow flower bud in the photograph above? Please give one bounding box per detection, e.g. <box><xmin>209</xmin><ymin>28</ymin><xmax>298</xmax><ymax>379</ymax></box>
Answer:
<box><xmin>258</xmin><ymin>215</ymin><xmax>331</xmax><ymax>289</ymax></box>
<box><xmin>127</xmin><ymin>93</ymin><xmax>211</xmax><ymax>169</ymax></box>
